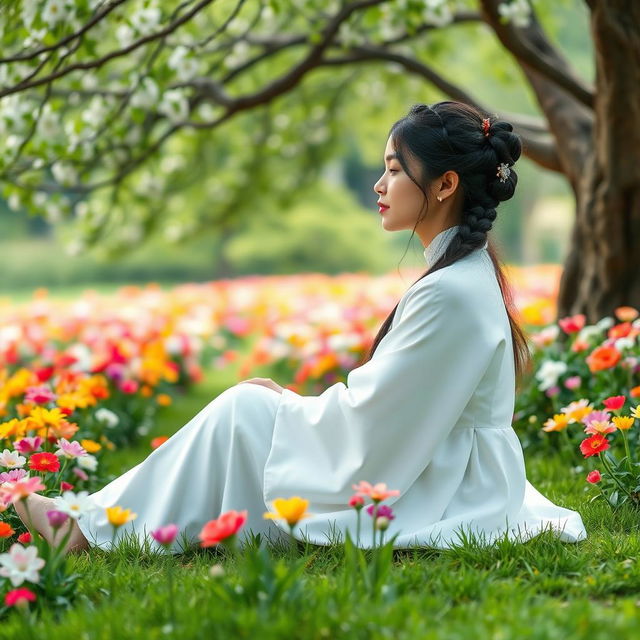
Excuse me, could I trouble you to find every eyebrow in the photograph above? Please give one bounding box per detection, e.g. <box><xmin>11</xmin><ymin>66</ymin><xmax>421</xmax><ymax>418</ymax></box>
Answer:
<box><xmin>385</xmin><ymin>153</ymin><xmax>397</xmax><ymax>162</ymax></box>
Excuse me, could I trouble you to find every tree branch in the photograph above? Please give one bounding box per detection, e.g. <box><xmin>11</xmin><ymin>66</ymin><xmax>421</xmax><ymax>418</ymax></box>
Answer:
<box><xmin>478</xmin><ymin>0</ymin><xmax>594</xmax><ymax>109</ymax></box>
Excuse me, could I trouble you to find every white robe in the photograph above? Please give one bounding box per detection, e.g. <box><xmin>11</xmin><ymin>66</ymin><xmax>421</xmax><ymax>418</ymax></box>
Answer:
<box><xmin>77</xmin><ymin>227</ymin><xmax>587</xmax><ymax>551</ymax></box>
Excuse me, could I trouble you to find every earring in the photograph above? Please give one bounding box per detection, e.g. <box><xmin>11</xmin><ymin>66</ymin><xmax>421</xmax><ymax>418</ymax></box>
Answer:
<box><xmin>437</xmin><ymin>196</ymin><xmax>443</xmax><ymax>202</ymax></box>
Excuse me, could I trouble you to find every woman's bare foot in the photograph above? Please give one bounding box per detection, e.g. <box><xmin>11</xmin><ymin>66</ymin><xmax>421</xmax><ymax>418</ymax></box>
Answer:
<box><xmin>13</xmin><ymin>494</ymin><xmax>89</xmax><ymax>554</ymax></box>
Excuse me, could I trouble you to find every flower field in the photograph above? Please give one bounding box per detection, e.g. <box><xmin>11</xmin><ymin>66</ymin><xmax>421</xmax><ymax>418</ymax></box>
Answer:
<box><xmin>2</xmin><ymin>265</ymin><xmax>640</xmax><ymax>637</ymax></box>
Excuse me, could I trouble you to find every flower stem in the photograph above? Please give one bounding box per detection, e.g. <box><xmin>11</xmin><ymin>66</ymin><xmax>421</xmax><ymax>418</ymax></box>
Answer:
<box><xmin>355</xmin><ymin>510</ymin><xmax>361</xmax><ymax>548</ymax></box>
<box><xmin>600</xmin><ymin>452</ymin><xmax>632</xmax><ymax>500</ymax></box>
<box><xmin>620</xmin><ymin>430</ymin><xmax>633</xmax><ymax>473</ymax></box>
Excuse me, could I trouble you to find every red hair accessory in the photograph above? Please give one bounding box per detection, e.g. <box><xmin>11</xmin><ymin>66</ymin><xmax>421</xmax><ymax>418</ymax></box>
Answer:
<box><xmin>482</xmin><ymin>118</ymin><xmax>491</xmax><ymax>137</ymax></box>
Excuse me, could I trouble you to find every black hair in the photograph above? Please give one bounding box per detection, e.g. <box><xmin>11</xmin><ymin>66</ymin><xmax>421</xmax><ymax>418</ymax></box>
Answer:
<box><xmin>363</xmin><ymin>100</ymin><xmax>532</xmax><ymax>387</ymax></box>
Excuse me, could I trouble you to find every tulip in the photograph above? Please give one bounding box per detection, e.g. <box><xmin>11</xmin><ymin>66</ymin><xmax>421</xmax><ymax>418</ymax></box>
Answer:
<box><xmin>199</xmin><ymin>510</ymin><xmax>247</xmax><ymax>548</ymax></box>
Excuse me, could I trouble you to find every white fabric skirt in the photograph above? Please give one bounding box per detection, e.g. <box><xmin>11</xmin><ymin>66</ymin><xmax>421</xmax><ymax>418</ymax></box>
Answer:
<box><xmin>76</xmin><ymin>384</ymin><xmax>291</xmax><ymax>552</ymax></box>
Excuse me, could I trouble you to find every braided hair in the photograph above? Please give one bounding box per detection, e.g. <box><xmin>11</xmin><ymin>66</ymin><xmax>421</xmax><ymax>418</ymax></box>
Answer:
<box><xmin>363</xmin><ymin>100</ymin><xmax>532</xmax><ymax>386</ymax></box>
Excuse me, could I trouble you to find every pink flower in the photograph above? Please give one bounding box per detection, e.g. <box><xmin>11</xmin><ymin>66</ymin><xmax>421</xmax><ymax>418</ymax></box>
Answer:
<box><xmin>603</xmin><ymin>395</ymin><xmax>626</xmax><ymax>411</ymax></box>
<box><xmin>150</xmin><ymin>523</ymin><xmax>179</xmax><ymax>547</ymax></box>
<box><xmin>119</xmin><ymin>380</ymin><xmax>139</xmax><ymax>394</ymax></box>
<box><xmin>564</xmin><ymin>376</ymin><xmax>582</xmax><ymax>390</ymax></box>
<box><xmin>351</xmin><ymin>481</ymin><xmax>400</xmax><ymax>503</ymax></box>
<box><xmin>55</xmin><ymin>438</ymin><xmax>87</xmax><ymax>459</ymax></box>
<box><xmin>544</xmin><ymin>385</ymin><xmax>560</xmax><ymax>397</ymax></box>
<box><xmin>582</xmin><ymin>410</ymin><xmax>612</xmax><ymax>427</ymax></box>
<box><xmin>586</xmin><ymin>470</ymin><xmax>601</xmax><ymax>483</ymax></box>
<box><xmin>348</xmin><ymin>494</ymin><xmax>365</xmax><ymax>509</ymax></box>
<box><xmin>24</xmin><ymin>385</ymin><xmax>57</xmax><ymax>405</ymax></box>
<box><xmin>0</xmin><ymin>469</ymin><xmax>28</xmax><ymax>484</ymax></box>
<box><xmin>558</xmin><ymin>314</ymin><xmax>586</xmax><ymax>333</ymax></box>
<box><xmin>13</xmin><ymin>437</ymin><xmax>44</xmax><ymax>455</ymax></box>
<box><xmin>0</xmin><ymin>476</ymin><xmax>46</xmax><ymax>505</ymax></box>
<box><xmin>72</xmin><ymin>467</ymin><xmax>89</xmax><ymax>481</ymax></box>
<box><xmin>4</xmin><ymin>587</ymin><xmax>37</xmax><ymax>608</ymax></box>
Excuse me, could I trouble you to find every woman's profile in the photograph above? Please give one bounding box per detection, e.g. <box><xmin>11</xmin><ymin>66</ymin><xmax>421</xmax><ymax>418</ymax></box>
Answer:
<box><xmin>14</xmin><ymin>100</ymin><xmax>587</xmax><ymax>553</ymax></box>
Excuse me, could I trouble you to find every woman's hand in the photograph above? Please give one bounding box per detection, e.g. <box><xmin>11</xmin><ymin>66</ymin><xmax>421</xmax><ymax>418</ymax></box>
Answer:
<box><xmin>238</xmin><ymin>377</ymin><xmax>284</xmax><ymax>394</ymax></box>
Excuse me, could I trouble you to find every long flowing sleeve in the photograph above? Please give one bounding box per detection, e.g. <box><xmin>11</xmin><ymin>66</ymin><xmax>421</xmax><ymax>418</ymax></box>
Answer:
<box><xmin>262</xmin><ymin>269</ymin><xmax>503</xmax><ymax>513</ymax></box>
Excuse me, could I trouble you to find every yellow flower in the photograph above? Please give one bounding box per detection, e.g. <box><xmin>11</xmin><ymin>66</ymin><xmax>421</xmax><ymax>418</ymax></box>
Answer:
<box><xmin>263</xmin><ymin>497</ymin><xmax>311</xmax><ymax>526</ymax></box>
<box><xmin>612</xmin><ymin>416</ymin><xmax>635</xmax><ymax>431</ymax></box>
<box><xmin>80</xmin><ymin>439</ymin><xmax>102</xmax><ymax>453</ymax></box>
<box><xmin>106</xmin><ymin>506</ymin><xmax>137</xmax><ymax>528</ymax></box>
<box><xmin>631</xmin><ymin>405</ymin><xmax>640</xmax><ymax>420</ymax></box>
<box><xmin>542</xmin><ymin>413</ymin><xmax>570</xmax><ymax>432</ymax></box>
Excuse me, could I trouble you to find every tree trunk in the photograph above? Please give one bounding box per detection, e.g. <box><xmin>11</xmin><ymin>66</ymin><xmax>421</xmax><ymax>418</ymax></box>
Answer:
<box><xmin>557</xmin><ymin>0</ymin><xmax>640</xmax><ymax>321</ymax></box>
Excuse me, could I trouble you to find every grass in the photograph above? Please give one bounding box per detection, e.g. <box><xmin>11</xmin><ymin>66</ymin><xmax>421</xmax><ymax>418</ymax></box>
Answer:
<box><xmin>4</xmin><ymin>369</ymin><xmax>640</xmax><ymax>638</ymax></box>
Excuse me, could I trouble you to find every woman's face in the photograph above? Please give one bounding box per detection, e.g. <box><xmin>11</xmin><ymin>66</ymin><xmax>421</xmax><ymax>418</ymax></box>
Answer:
<box><xmin>373</xmin><ymin>135</ymin><xmax>429</xmax><ymax>232</ymax></box>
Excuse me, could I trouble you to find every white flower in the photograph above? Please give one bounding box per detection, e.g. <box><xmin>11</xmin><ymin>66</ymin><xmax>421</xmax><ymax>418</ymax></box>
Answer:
<box><xmin>0</xmin><ymin>449</ymin><xmax>26</xmax><ymax>469</ymax></box>
<box><xmin>42</xmin><ymin>0</ymin><xmax>74</xmax><ymax>27</ymax></box>
<box><xmin>615</xmin><ymin>337</ymin><xmax>635</xmax><ymax>351</ymax></box>
<box><xmin>37</xmin><ymin>104</ymin><xmax>61</xmax><ymax>138</ymax></box>
<box><xmin>77</xmin><ymin>454</ymin><xmax>98</xmax><ymax>472</ymax></box>
<box><xmin>52</xmin><ymin>490</ymin><xmax>96</xmax><ymax>520</ymax></box>
<box><xmin>497</xmin><ymin>0</ymin><xmax>532</xmax><ymax>28</ymax></box>
<box><xmin>82</xmin><ymin>96</ymin><xmax>110</xmax><ymax>127</ymax></box>
<box><xmin>116</xmin><ymin>23</ymin><xmax>135</xmax><ymax>48</ymax></box>
<box><xmin>95</xmin><ymin>407</ymin><xmax>119</xmax><ymax>428</ymax></box>
<box><xmin>577</xmin><ymin>325</ymin><xmax>604</xmax><ymax>342</ymax></box>
<box><xmin>130</xmin><ymin>6</ymin><xmax>161</xmax><ymax>35</ymax></box>
<box><xmin>0</xmin><ymin>544</ymin><xmax>46</xmax><ymax>587</ymax></box>
<box><xmin>596</xmin><ymin>316</ymin><xmax>615</xmax><ymax>331</ymax></box>
<box><xmin>130</xmin><ymin>77</ymin><xmax>160</xmax><ymax>110</ymax></box>
<box><xmin>535</xmin><ymin>359</ymin><xmax>567</xmax><ymax>391</ymax></box>
<box><xmin>422</xmin><ymin>0</ymin><xmax>453</xmax><ymax>27</ymax></box>
<box><xmin>158</xmin><ymin>89</ymin><xmax>189</xmax><ymax>123</ymax></box>
<box><xmin>167</xmin><ymin>46</ymin><xmax>200</xmax><ymax>81</ymax></box>
<box><xmin>51</xmin><ymin>162</ymin><xmax>78</xmax><ymax>187</ymax></box>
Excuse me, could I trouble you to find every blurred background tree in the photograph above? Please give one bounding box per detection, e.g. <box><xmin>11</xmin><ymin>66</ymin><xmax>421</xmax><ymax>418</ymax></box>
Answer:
<box><xmin>1</xmin><ymin>0</ymin><xmax>632</xmax><ymax>321</ymax></box>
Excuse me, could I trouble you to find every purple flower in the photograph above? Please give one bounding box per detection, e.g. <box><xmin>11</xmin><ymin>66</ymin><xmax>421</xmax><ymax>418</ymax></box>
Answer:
<box><xmin>150</xmin><ymin>524</ymin><xmax>179</xmax><ymax>547</ymax></box>
<box><xmin>366</xmin><ymin>504</ymin><xmax>395</xmax><ymax>520</ymax></box>
<box><xmin>46</xmin><ymin>510</ymin><xmax>69</xmax><ymax>530</ymax></box>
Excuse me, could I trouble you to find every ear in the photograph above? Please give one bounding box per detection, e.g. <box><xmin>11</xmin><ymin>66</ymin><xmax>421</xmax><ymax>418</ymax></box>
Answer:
<box><xmin>438</xmin><ymin>170</ymin><xmax>459</xmax><ymax>198</ymax></box>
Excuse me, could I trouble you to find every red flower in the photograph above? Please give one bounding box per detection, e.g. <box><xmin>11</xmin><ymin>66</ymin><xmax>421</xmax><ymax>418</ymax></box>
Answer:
<box><xmin>608</xmin><ymin>322</ymin><xmax>632</xmax><ymax>340</ymax></box>
<box><xmin>586</xmin><ymin>345</ymin><xmax>621</xmax><ymax>373</ymax></box>
<box><xmin>5</xmin><ymin>588</ymin><xmax>37</xmax><ymax>608</ymax></box>
<box><xmin>558</xmin><ymin>314</ymin><xmax>586</xmax><ymax>334</ymax></box>
<box><xmin>0</xmin><ymin>522</ymin><xmax>15</xmax><ymax>538</ymax></box>
<box><xmin>586</xmin><ymin>470</ymin><xmax>601</xmax><ymax>484</ymax></box>
<box><xmin>61</xmin><ymin>481</ymin><xmax>74</xmax><ymax>491</ymax></box>
<box><xmin>28</xmin><ymin>451</ymin><xmax>61</xmax><ymax>473</ymax></box>
<box><xmin>603</xmin><ymin>395</ymin><xmax>625</xmax><ymax>411</ymax></box>
<box><xmin>17</xmin><ymin>532</ymin><xmax>32</xmax><ymax>544</ymax></box>
<box><xmin>580</xmin><ymin>434</ymin><xmax>610</xmax><ymax>458</ymax></box>
<box><xmin>198</xmin><ymin>510</ymin><xmax>248</xmax><ymax>547</ymax></box>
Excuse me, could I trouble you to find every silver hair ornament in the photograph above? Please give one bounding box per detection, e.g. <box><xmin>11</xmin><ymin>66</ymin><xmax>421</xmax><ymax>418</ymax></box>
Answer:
<box><xmin>496</xmin><ymin>162</ymin><xmax>511</xmax><ymax>183</ymax></box>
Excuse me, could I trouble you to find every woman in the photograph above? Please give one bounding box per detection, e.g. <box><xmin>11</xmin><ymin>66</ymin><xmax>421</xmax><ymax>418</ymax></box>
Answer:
<box><xmin>15</xmin><ymin>101</ymin><xmax>587</xmax><ymax>553</ymax></box>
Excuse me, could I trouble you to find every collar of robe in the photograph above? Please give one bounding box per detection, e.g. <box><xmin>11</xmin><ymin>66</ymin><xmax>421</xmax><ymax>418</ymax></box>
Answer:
<box><xmin>422</xmin><ymin>225</ymin><xmax>489</xmax><ymax>268</ymax></box>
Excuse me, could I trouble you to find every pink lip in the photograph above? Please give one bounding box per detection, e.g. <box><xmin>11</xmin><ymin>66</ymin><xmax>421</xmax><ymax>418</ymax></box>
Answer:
<box><xmin>378</xmin><ymin>204</ymin><xmax>389</xmax><ymax>213</ymax></box>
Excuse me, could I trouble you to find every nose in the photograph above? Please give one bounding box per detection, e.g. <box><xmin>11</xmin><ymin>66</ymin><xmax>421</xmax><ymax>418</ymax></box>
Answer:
<box><xmin>373</xmin><ymin>175</ymin><xmax>385</xmax><ymax>195</ymax></box>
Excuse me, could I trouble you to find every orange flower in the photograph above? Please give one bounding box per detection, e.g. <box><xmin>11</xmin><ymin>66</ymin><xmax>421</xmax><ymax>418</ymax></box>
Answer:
<box><xmin>264</xmin><ymin>497</ymin><xmax>312</xmax><ymax>526</ymax></box>
<box><xmin>614</xmin><ymin>306</ymin><xmax>639</xmax><ymax>322</ymax></box>
<box><xmin>156</xmin><ymin>394</ymin><xmax>172</xmax><ymax>407</ymax></box>
<box><xmin>80</xmin><ymin>439</ymin><xmax>101</xmax><ymax>453</ymax></box>
<box><xmin>150</xmin><ymin>436</ymin><xmax>169</xmax><ymax>449</ymax></box>
<box><xmin>0</xmin><ymin>522</ymin><xmax>15</xmax><ymax>537</ymax></box>
<box><xmin>612</xmin><ymin>416</ymin><xmax>634</xmax><ymax>431</ymax></box>
<box><xmin>580</xmin><ymin>434</ymin><xmax>610</xmax><ymax>458</ymax></box>
<box><xmin>351</xmin><ymin>481</ymin><xmax>401</xmax><ymax>503</ymax></box>
<box><xmin>560</xmin><ymin>400</ymin><xmax>593</xmax><ymax>424</ymax></box>
<box><xmin>199</xmin><ymin>509</ymin><xmax>248</xmax><ymax>547</ymax></box>
<box><xmin>542</xmin><ymin>413</ymin><xmax>571</xmax><ymax>432</ymax></box>
<box><xmin>586</xmin><ymin>345</ymin><xmax>621</xmax><ymax>373</ymax></box>
<box><xmin>630</xmin><ymin>386</ymin><xmax>640</xmax><ymax>399</ymax></box>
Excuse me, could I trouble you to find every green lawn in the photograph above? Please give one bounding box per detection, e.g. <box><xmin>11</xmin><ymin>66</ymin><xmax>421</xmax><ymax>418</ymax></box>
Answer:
<box><xmin>4</xmin><ymin>369</ymin><xmax>640</xmax><ymax>639</ymax></box>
